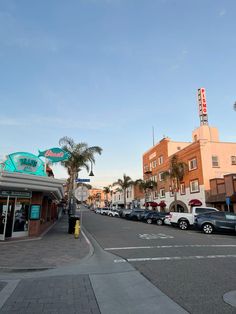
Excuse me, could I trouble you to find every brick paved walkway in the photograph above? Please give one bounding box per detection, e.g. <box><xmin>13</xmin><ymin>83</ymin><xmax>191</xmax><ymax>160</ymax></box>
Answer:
<box><xmin>0</xmin><ymin>275</ymin><xmax>100</xmax><ymax>314</ymax></box>
<box><xmin>0</xmin><ymin>214</ymin><xmax>90</xmax><ymax>269</ymax></box>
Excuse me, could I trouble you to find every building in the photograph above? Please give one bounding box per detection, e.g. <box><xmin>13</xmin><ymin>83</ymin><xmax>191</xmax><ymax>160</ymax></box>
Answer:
<box><xmin>142</xmin><ymin>88</ymin><xmax>236</xmax><ymax>213</ymax></box>
<box><xmin>88</xmin><ymin>188</ymin><xmax>107</xmax><ymax>208</ymax></box>
<box><xmin>0</xmin><ymin>152</ymin><xmax>65</xmax><ymax>241</ymax></box>
<box><xmin>111</xmin><ymin>184</ymin><xmax>144</xmax><ymax>209</ymax></box>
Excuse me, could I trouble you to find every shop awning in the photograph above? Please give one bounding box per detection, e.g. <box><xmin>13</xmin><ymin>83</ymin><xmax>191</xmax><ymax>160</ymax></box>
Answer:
<box><xmin>158</xmin><ymin>201</ymin><xmax>166</xmax><ymax>208</ymax></box>
<box><xmin>188</xmin><ymin>199</ymin><xmax>202</xmax><ymax>206</ymax></box>
<box><xmin>144</xmin><ymin>201</ymin><xmax>158</xmax><ymax>207</ymax></box>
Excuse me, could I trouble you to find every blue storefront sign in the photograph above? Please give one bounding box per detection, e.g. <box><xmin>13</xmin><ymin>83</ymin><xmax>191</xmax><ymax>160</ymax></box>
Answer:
<box><xmin>3</xmin><ymin>152</ymin><xmax>46</xmax><ymax>176</ymax></box>
<box><xmin>30</xmin><ymin>205</ymin><xmax>41</xmax><ymax>220</ymax></box>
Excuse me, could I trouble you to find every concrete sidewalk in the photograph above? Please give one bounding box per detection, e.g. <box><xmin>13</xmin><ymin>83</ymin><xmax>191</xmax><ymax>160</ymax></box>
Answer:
<box><xmin>0</xmin><ymin>214</ymin><xmax>91</xmax><ymax>270</ymax></box>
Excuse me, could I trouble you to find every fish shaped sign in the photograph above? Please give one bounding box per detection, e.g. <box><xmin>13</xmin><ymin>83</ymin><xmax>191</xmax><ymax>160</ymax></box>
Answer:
<box><xmin>38</xmin><ymin>147</ymin><xmax>70</xmax><ymax>162</ymax></box>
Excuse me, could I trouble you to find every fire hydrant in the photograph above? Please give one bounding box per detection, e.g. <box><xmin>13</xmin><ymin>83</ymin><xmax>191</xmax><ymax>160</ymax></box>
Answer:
<box><xmin>74</xmin><ymin>219</ymin><xmax>80</xmax><ymax>239</ymax></box>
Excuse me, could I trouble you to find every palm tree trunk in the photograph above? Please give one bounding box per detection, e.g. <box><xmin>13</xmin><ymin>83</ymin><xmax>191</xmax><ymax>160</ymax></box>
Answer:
<box><xmin>174</xmin><ymin>190</ymin><xmax>177</xmax><ymax>212</ymax></box>
<box><xmin>124</xmin><ymin>188</ymin><xmax>126</xmax><ymax>208</ymax></box>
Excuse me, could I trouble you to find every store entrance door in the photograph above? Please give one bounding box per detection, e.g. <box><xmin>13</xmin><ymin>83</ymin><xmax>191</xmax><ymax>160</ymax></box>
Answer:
<box><xmin>5</xmin><ymin>198</ymin><xmax>15</xmax><ymax>238</ymax></box>
<box><xmin>0</xmin><ymin>197</ymin><xmax>9</xmax><ymax>241</ymax></box>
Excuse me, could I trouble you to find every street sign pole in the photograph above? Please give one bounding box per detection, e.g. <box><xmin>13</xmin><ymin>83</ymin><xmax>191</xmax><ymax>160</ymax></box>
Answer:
<box><xmin>226</xmin><ymin>197</ymin><xmax>230</xmax><ymax>212</ymax></box>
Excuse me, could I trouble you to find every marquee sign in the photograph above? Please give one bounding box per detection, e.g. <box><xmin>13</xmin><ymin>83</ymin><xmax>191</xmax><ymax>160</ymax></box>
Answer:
<box><xmin>3</xmin><ymin>152</ymin><xmax>46</xmax><ymax>176</ymax></box>
<box><xmin>197</xmin><ymin>87</ymin><xmax>208</xmax><ymax>125</ymax></box>
<box><xmin>38</xmin><ymin>147</ymin><xmax>70</xmax><ymax>163</ymax></box>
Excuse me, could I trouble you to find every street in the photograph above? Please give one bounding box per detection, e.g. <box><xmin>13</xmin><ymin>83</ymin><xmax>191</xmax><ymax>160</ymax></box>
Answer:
<box><xmin>83</xmin><ymin>211</ymin><xmax>236</xmax><ymax>314</ymax></box>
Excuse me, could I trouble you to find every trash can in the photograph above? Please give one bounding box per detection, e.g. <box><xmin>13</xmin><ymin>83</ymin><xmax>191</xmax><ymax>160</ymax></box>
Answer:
<box><xmin>68</xmin><ymin>216</ymin><xmax>80</xmax><ymax>234</ymax></box>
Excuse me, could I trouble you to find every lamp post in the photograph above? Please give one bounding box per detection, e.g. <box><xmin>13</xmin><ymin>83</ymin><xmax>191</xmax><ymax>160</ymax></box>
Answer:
<box><xmin>79</xmin><ymin>162</ymin><xmax>95</xmax><ymax>236</ymax></box>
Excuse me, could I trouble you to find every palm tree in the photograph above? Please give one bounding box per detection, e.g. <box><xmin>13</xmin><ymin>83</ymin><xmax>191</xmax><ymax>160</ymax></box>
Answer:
<box><xmin>113</xmin><ymin>174</ymin><xmax>133</xmax><ymax>208</ymax></box>
<box><xmin>163</xmin><ymin>154</ymin><xmax>188</xmax><ymax>212</ymax></box>
<box><xmin>234</xmin><ymin>102</ymin><xmax>236</xmax><ymax>111</ymax></box>
<box><xmin>135</xmin><ymin>179</ymin><xmax>157</xmax><ymax>208</ymax></box>
<box><xmin>59</xmin><ymin>136</ymin><xmax>102</xmax><ymax>211</ymax></box>
<box><xmin>103</xmin><ymin>186</ymin><xmax>110</xmax><ymax>207</ymax></box>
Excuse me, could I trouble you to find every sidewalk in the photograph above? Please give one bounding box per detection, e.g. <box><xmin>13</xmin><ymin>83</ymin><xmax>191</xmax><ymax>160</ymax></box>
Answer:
<box><xmin>0</xmin><ymin>214</ymin><xmax>100</xmax><ymax>314</ymax></box>
<box><xmin>0</xmin><ymin>214</ymin><xmax>90</xmax><ymax>270</ymax></box>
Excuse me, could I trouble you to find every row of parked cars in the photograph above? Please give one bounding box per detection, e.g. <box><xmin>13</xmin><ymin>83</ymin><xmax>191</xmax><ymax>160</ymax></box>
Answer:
<box><xmin>94</xmin><ymin>207</ymin><xmax>169</xmax><ymax>225</ymax></box>
<box><xmin>93</xmin><ymin>206</ymin><xmax>236</xmax><ymax>235</ymax></box>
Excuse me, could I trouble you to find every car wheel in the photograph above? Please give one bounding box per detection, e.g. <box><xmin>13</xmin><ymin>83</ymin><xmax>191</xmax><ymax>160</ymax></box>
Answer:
<box><xmin>202</xmin><ymin>223</ymin><xmax>214</xmax><ymax>234</ymax></box>
<box><xmin>146</xmin><ymin>218</ymin><xmax>152</xmax><ymax>224</ymax></box>
<box><xmin>109</xmin><ymin>214</ymin><xmax>112</xmax><ymax>217</ymax></box>
<box><xmin>178</xmin><ymin>220</ymin><xmax>189</xmax><ymax>230</ymax></box>
<box><xmin>156</xmin><ymin>219</ymin><xmax>163</xmax><ymax>226</ymax></box>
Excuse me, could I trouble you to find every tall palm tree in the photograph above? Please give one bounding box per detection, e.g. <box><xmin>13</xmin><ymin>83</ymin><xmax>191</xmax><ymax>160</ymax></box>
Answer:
<box><xmin>163</xmin><ymin>154</ymin><xmax>188</xmax><ymax>212</ymax></box>
<box><xmin>103</xmin><ymin>186</ymin><xmax>110</xmax><ymax>207</ymax></box>
<box><xmin>113</xmin><ymin>174</ymin><xmax>133</xmax><ymax>208</ymax></box>
<box><xmin>59</xmin><ymin>136</ymin><xmax>102</xmax><ymax>210</ymax></box>
<box><xmin>135</xmin><ymin>179</ymin><xmax>157</xmax><ymax>208</ymax></box>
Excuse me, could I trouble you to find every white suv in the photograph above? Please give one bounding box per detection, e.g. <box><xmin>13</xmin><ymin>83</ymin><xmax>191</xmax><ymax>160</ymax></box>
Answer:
<box><xmin>107</xmin><ymin>209</ymin><xmax>119</xmax><ymax>217</ymax></box>
<box><xmin>100</xmin><ymin>208</ymin><xmax>109</xmax><ymax>215</ymax></box>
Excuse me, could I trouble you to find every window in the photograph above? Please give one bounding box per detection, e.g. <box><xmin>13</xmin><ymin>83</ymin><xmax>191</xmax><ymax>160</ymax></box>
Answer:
<box><xmin>152</xmin><ymin>160</ymin><xmax>157</xmax><ymax>168</ymax></box>
<box><xmin>158</xmin><ymin>155</ymin><xmax>164</xmax><ymax>165</ymax></box>
<box><xmin>154</xmin><ymin>191</ymin><xmax>158</xmax><ymax>198</ymax></box>
<box><xmin>190</xmin><ymin>179</ymin><xmax>199</xmax><ymax>193</ymax></box>
<box><xmin>180</xmin><ymin>183</ymin><xmax>185</xmax><ymax>195</ymax></box>
<box><xmin>169</xmin><ymin>186</ymin><xmax>174</xmax><ymax>197</ymax></box>
<box><xmin>189</xmin><ymin>158</ymin><xmax>197</xmax><ymax>170</ymax></box>
<box><xmin>195</xmin><ymin>207</ymin><xmax>217</xmax><ymax>214</ymax></box>
<box><xmin>225</xmin><ymin>214</ymin><xmax>236</xmax><ymax>220</ymax></box>
<box><xmin>231</xmin><ymin>156</ymin><xmax>236</xmax><ymax>165</ymax></box>
<box><xmin>212</xmin><ymin>155</ymin><xmax>219</xmax><ymax>167</ymax></box>
<box><xmin>160</xmin><ymin>188</ymin><xmax>165</xmax><ymax>198</ymax></box>
<box><xmin>159</xmin><ymin>171</ymin><xmax>165</xmax><ymax>181</ymax></box>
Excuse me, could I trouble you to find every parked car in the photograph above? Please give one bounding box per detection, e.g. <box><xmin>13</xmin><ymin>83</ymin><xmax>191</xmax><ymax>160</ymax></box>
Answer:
<box><xmin>100</xmin><ymin>208</ymin><xmax>110</xmax><ymax>215</ymax></box>
<box><xmin>119</xmin><ymin>208</ymin><xmax>133</xmax><ymax>218</ymax></box>
<box><xmin>168</xmin><ymin>206</ymin><xmax>218</xmax><ymax>230</ymax></box>
<box><xmin>142</xmin><ymin>211</ymin><xmax>170</xmax><ymax>225</ymax></box>
<box><xmin>95</xmin><ymin>208</ymin><xmax>101</xmax><ymax>214</ymax></box>
<box><xmin>107</xmin><ymin>209</ymin><xmax>119</xmax><ymax>217</ymax></box>
<box><xmin>194</xmin><ymin>211</ymin><xmax>236</xmax><ymax>234</ymax></box>
<box><xmin>127</xmin><ymin>209</ymin><xmax>145</xmax><ymax>220</ymax></box>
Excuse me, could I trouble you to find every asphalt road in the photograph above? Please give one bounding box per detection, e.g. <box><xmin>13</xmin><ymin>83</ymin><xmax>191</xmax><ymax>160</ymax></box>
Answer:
<box><xmin>83</xmin><ymin>211</ymin><xmax>236</xmax><ymax>314</ymax></box>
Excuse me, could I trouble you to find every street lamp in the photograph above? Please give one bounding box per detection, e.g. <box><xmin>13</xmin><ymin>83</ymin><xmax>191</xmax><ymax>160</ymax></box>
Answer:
<box><xmin>89</xmin><ymin>161</ymin><xmax>94</xmax><ymax>177</ymax></box>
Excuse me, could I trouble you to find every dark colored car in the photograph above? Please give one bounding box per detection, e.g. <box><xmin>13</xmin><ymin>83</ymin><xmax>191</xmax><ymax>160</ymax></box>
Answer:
<box><xmin>142</xmin><ymin>211</ymin><xmax>170</xmax><ymax>225</ymax></box>
<box><xmin>194</xmin><ymin>211</ymin><xmax>236</xmax><ymax>234</ymax></box>
<box><xmin>127</xmin><ymin>209</ymin><xmax>145</xmax><ymax>220</ymax></box>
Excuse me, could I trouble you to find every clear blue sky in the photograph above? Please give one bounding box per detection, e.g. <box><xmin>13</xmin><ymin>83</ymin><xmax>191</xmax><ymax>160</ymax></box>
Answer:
<box><xmin>1</xmin><ymin>0</ymin><xmax>236</xmax><ymax>188</ymax></box>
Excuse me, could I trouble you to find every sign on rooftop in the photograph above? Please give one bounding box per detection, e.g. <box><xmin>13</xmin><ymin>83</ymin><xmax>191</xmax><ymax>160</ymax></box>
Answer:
<box><xmin>38</xmin><ymin>147</ymin><xmax>70</xmax><ymax>162</ymax></box>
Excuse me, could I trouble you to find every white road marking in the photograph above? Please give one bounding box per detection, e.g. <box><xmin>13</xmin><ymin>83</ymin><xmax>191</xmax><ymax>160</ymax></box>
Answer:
<box><xmin>105</xmin><ymin>244</ymin><xmax>236</xmax><ymax>251</ymax></box>
<box><xmin>114</xmin><ymin>254</ymin><xmax>236</xmax><ymax>263</ymax></box>
<box><xmin>138</xmin><ymin>233</ymin><xmax>174</xmax><ymax>239</ymax></box>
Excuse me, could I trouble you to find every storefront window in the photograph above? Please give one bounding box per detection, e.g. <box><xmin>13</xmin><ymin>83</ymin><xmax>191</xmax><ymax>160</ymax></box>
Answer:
<box><xmin>13</xmin><ymin>199</ymin><xmax>30</xmax><ymax>232</ymax></box>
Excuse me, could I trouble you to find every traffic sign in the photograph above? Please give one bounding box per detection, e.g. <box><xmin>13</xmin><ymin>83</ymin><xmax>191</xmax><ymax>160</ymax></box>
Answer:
<box><xmin>226</xmin><ymin>197</ymin><xmax>231</xmax><ymax>206</ymax></box>
<box><xmin>75</xmin><ymin>178</ymin><xmax>90</xmax><ymax>183</ymax></box>
<box><xmin>74</xmin><ymin>186</ymin><xmax>88</xmax><ymax>201</ymax></box>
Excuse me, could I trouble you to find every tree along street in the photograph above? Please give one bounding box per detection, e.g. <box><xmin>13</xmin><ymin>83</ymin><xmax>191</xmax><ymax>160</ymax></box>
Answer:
<box><xmin>83</xmin><ymin>211</ymin><xmax>236</xmax><ymax>314</ymax></box>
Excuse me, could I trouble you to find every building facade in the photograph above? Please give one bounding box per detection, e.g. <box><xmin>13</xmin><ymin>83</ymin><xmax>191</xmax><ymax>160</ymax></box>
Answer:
<box><xmin>143</xmin><ymin>125</ymin><xmax>236</xmax><ymax>213</ymax></box>
<box><xmin>143</xmin><ymin>88</ymin><xmax>236</xmax><ymax>213</ymax></box>
<box><xmin>0</xmin><ymin>152</ymin><xmax>65</xmax><ymax>241</ymax></box>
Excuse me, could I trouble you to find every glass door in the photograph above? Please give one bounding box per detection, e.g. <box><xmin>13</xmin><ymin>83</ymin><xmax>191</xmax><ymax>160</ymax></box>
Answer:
<box><xmin>12</xmin><ymin>198</ymin><xmax>30</xmax><ymax>238</ymax></box>
<box><xmin>0</xmin><ymin>197</ymin><xmax>9</xmax><ymax>241</ymax></box>
<box><xmin>5</xmin><ymin>198</ymin><xmax>15</xmax><ymax>238</ymax></box>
